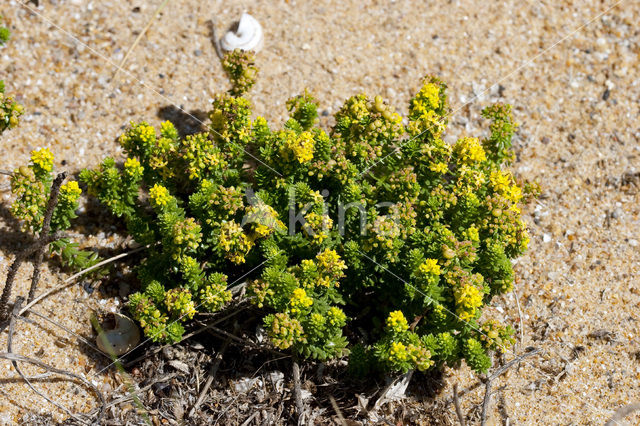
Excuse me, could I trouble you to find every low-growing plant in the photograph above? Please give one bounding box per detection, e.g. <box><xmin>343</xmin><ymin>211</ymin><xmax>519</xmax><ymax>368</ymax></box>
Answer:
<box><xmin>0</xmin><ymin>17</ymin><xmax>10</xmax><ymax>46</ymax></box>
<box><xmin>10</xmin><ymin>148</ymin><xmax>99</xmax><ymax>270</ymax></box>
<box><xmin>0</xmin><ymin>80</ymin><xmax>22</xmax><ymax>135</ymax></box>
<box><xmin>78</xmin><ymin>50</ymin><xmax>534</xmax><ymax>374</ymax></box>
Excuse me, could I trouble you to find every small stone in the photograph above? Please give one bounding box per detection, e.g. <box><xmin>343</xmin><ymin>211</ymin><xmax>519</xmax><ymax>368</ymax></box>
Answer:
<box><xmin>543</xmin><ymin>233</ymin><xmax>552</xmax><ymax>243</ymax></box>
<box><xmin>194</xmin><ymin>49</ymin><xmax>202</xmax><ymax>57</ymax></box>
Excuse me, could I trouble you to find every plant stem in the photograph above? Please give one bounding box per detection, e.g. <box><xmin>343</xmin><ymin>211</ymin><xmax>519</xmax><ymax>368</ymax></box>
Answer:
<box><xmin>292</xmin><ymin>359</ymin><xmax>305</xmax><ymax>424</ymax></box>
<box><xmin>0</xmin><ymin>232</ymin><xmax>63</xmax><ymax>321</ymax></box>
<box><xmin>27</xmin><ymin>172</ymin><xmax>66</xmax><ymax>304</ymax></box>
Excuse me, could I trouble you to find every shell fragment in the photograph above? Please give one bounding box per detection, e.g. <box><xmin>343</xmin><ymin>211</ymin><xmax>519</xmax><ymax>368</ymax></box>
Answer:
<box><xmin>220</xmin><ymin>13</ymin><xmax>264</xmax><ymax>53</ymax></box>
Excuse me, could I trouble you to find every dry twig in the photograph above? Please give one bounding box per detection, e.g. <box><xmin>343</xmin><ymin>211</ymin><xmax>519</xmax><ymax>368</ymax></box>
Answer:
<box><xmin>112</xmin><ymin>0</ymin><xmax>171</xmax><ymax>81</ymax></box>
<box><xmin>19</xmin><ymin>244</ymin><xmax>149</xmax><ymax>316</ymax></box>
<box><xmin>480</xmin><ymin>348</ymin><xmax>541</xmax><ymax>426</ymax></box>
<box><xmin>188</xmin><ymin>337</ymin><xmax>230</xmax><ymax>418</ymax></box>
<box><xmin>0</xmin><ymin>232</ymin><xmax>64</xmax><ymax>321</ymax></box>
<box><xmin>453</xmin><ymin>383</ymin><xmax>466</xmax><ymax>426</ymax></box>
<box><xmin>5</xmin><ymin>297</ymin><xmax>105</xmax><ymax>423</ymax></box>
<box><xmin>605</xmin><ymin>403</ymin><xmax>640</xmax><ymax>426</ymax></box>
<box><xmin>292</xmin><ymin>359</ymin><xmax>305</xmax><ymax>425</ymax></box>
<box><xmin>27</xmin><ymin>172</ymin><xmax>66</xmax><ymax>304</ymax></box>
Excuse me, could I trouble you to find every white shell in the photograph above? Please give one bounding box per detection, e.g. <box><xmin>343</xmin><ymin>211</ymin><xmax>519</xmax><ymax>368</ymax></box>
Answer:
<box><xmin>96</xmin><ymin>313</ymin><xmax>141</xmax><ymax>356</ymax></box>
<box><xmin>220</xmin><ymin>13</ymin><xmax>264</xmax><ymax>53</ymax></box>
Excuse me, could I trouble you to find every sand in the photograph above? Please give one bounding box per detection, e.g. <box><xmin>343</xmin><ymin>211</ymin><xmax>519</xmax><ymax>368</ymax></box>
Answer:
<box><xmin>1</xmin><ymin>0</ymin><xmax>639</xmax><ymax>423</ymax></box>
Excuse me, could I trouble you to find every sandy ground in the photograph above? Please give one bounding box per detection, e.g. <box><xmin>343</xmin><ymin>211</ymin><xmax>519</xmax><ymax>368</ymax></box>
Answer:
<box><xmin>1</xmin><ymin>0</ymin><xmax>639</xmax><ymax>423</ymax></box>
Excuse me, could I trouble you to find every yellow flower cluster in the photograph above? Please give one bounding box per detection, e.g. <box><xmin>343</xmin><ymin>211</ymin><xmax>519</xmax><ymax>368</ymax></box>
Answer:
<box><xmin>119</xmin><ymin>122</ymin><xmax>156</xmax><ymax>152</ymax></box>
<box><xmin>303</xmin><ymin>212</ymin><xmax>332</xmax><ymax>244</ymax></box>
<box><xmin>389</xmin><ymin>341</ymin><xmax>409</xmax><ymax>362</ymax></box>
<box><xmin>453</xmin><ymin>137</ymin><xmax>486</xmax><ymax>164</ymax></box>
<box><xmin>316</xmin><ymin>249</ymin><xmax>347</xmax><ymax>277</ymax></box>
<box><xmin>418</xmin><ymin>258</ymin><xmax>441</xmax><ymax>276</ymax></box>
<box><xmin>164</xmin><ymin>288</ymin><xmax>196</xmax><ymax>319</ymax></box>
<box><xmin>124</xmin><ymin>157</ymin><xmax>144</xmax><ymax>178</ymax></box>
<box><xmin>245</xmin><ymin>203</ymin><xmax>285</xmax><ymax>237</ymax></box>
<box><xmin>327</xmin><ymin>306</ymin><xmax>347</xmax><ymax>327</ymax></box>
<box><xmin>463</xmin><ymin>225</ymin><xmax>480</xmax><ymax>243</ymax></box>
<box><xmin>415</xmin><ymin>82</ymin><xmax>440</xmax><ymax>110</ymax></box>
<box><xmin>149</xmin><ymin>184</ymin><xmax>172</xmax><ymax>207</ymax></box>
<box><xmin>172</xmin><ymin>217</ymin><xmax>202</xmax><ymax>253</ymax></box>
<box><xmin>490</xmin><ymin>170</ymin><xmax>522</xmax><ymax>206</ymax></box>
<box><xmin>199</xmin><ymin>282</ymin><xmax>232</xmax><ymax>312</ymax></box>
<box><xmin>386</xmin><ymin>310</ymin><xmax>409</xmax><ymax>334</ymax></box>
<box><xmin>218</xmin><ymin>221</ymin><xmax>254</xmax><ymax>264</ymax></box>
<box><xmin>429</xmin><ymin>161</ymin><xmax>448</xmax><ymax>174</ymax></box>
<box><xmin>287</xmin><ymin>131</ymin><xmax>315</xmax><ymax>163</ymax></box>
<box><xmin>30</xmin><ymin>148</ymin><xmax>54</xmax><ymax>173</ymax></box>
<box><xmin>59</xmin><ymin>180</ymin><xmax>82</xmax><ymax>203</ymax></box>
<box><xmin>371</xmin><ymin>215</ymin><xmax>400</xmax><ymax>249</ymax></box>
<box><xmin>454</xmin><ymin>284</ymin><xmax>483</xmax><ymax>321</ymax></box>
<box><xmin>268</xmin><ymin>312</ymin><xmax>305</xmax><ymax>350</ymax></box>
<box><xmin>289</xmin><ymin>288</ymin><xmax>313</xmax><ymax>314</ymax></box>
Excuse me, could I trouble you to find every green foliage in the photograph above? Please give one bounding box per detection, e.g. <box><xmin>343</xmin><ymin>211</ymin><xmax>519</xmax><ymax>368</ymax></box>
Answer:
<box><xmin>10</xmin><ymin>149</ymin><xmax>99</xmax><ymax>270</ymax></box>
<box><xmin>0</xmin><ymin>81</ymin><xmax>23</xmax><ymax>134</ymax></box>
<box><xmin>81</xmin><ymin>62</ymin><xmax>533</xmax><ymax>375</ymax></box>
<box><xmin>222</xmin><ymin>49</ymin><xmax>258</xmax><ymax>97</ymax></box>
<box><xmin>0</xmin><ymin>17</ymin><xmax>9</xmax><ymax>45</ymax></box>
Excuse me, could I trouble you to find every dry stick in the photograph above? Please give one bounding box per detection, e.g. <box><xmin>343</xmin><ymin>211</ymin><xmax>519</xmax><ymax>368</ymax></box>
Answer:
<box><xmin>447</xmin><ymin>347</ymin><xmax>541</xmax><ymax>407</ymax></box>
<box><xmin>511</xmin><ymin>282</ymin><xmax>525</xmax><ymax>349</ymax></box>
<box><xmin>0</xmin><ymin>232</ymin><xmax>64</xmax><ymax>320</ymax></box>
<box><xmin>27</xmin><ymin>172</ymin><xmax>66</xmax><ymax>304</ymax></box>
<box><xmin>97</xmin><ymin>373</ymin><xmax>177</xmax><ymax>410</ymax></box>
<box><xmin>292</xmin><ymin>360</ymin><xmax>305</xmax><ymax>425</ymax></box>
<box><xmin>19</xmin><ymin>244</ymin><xmax>149</xmax><ymax>316</ymax></box>
<box><xmin>112</xmin><ymin>0</ymin><xmax>171</xmax><ymax>81</ymax></box>
<box><xmin>210</xmin><ymin>17</ymin><xmax>224</xmax><ymax>59</ymax></box>
<box><xmin>605</xmin><ymin>403</ymin><xmax>640</xmax><ymax>426</ymax></box>
<box><xmin>0</xmin><ymin>169</ymin><xmax>12</xmax><ymax>175</ymax></box>
<box><xmin>6</xmin><ymin>298</ymin><xmax>105</xmax><ymax>424</ymax></box>
<box><xmin>329</xmin><ymin>395</ymin><xmax>347</xmax><ymax>426</ymax></box>
<box><xmin>480</xmin><ymin>379</ymin><xmax>492</xmax><ymax>426</ymax></box>
<box><xmin>479</xmin><ymin>348</ymin><xmax>541</xmax><ymax>426</ymax></box>
<box><xmin>0</xmin><ymin>352</ymin><xmax>106</xmax><ymax>422</ymax></box>
<box><xmin>23</xmin><ymin>309</ymin><xmax>110</xmax><ymax>359</ymax></box>
<box><xmin>122</xmin><ymin>306</ymin><xmax>247</xmax><ymax>368</ymax></box>
<box><xmin>240</xmin><ymin>411</ymin><xmax>259</xmax><ymax>426</ymax></box>
<box><xmin>453</xmin><ymin>383</ymin><xmax>466</xmax><ymax>426</ymax></box>
<box><xmin>188</xmin><ymin>337</ymin><xmax>230</xmax><ymax>418</ymax></box>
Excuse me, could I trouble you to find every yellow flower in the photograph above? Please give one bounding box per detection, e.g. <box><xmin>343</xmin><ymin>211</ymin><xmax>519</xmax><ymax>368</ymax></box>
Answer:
<box><xmin>327</xmin><ymin>306</ymin><xmax>347</xmax><ymax>327</ymax></box>
<box><xmin>464</xmin><ymin>226</ymin><xmax>480</xmax><ymax>243</ymax></box>
<box><xmin>289</xmin><ymin>288</ymin><xmax>313</xmax><ymax>315</ymax></box>
<box><xmin>287</xmin><ymin>131</ymin><xmax>315</xmax><ymax>163</ymax></box>
<box><xmin>30</xmin><ymin>148</ymin><xmax>54</xmax><ymax>173</ymax></box>
<box><xmin>429</xmin><ymin>162</ymin><xmax>448</xmax><ymax>174</ymax></box>
<box><xmin>418</xmin><ymin>82</ymin><xmax>441</xmax><ymax>109</ymax></box>
<box><xmin>453</xmin><ymin>137</ymin><xmax>486</xmax><ymax>164</ymax></box>
<box><xmin>59</xmin><ymin>180</ymin><xmax>82</xmax><ymax>202</ymax></box>
<box><xmin>316</xmin><ymin>249</ymin><xmax>346</xmax><ymax>274</ymax></box>
<box><xmin>418</xmin><ymin>258</ymin><xmax>441</xmax><ymax>276</ymax></box>
<box><xmin>218</xmin><ymin>221</ymin><xmax>254</xmax><ymax>264</ymax></box>
<box><xmin>124</xmin><ymin>157</ymin><xmax>144</xmax><ymax>177</ymax></box>
<box><xmin>387</xmin><ymin>310</ymin><xmax>409</xmax><ymax>333</ymax></box>
<box><xmin>149</xmin><ymin>184</ymin><xmax>172</xmax><ymax>207</ymax></box>
<box><xmin>303</xmin><ymin>212</ymin><xmax>332</xmax><ymax>244</ymax></box>
<box><xmin>389</xmin><ymin>341</ymin><xmax>409</xmax><ymax>362</ymax></box>
<box><xmin>454</xmin><ymin>284</ymin><xmax>483</xmax><ymax>321</ymax></box>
